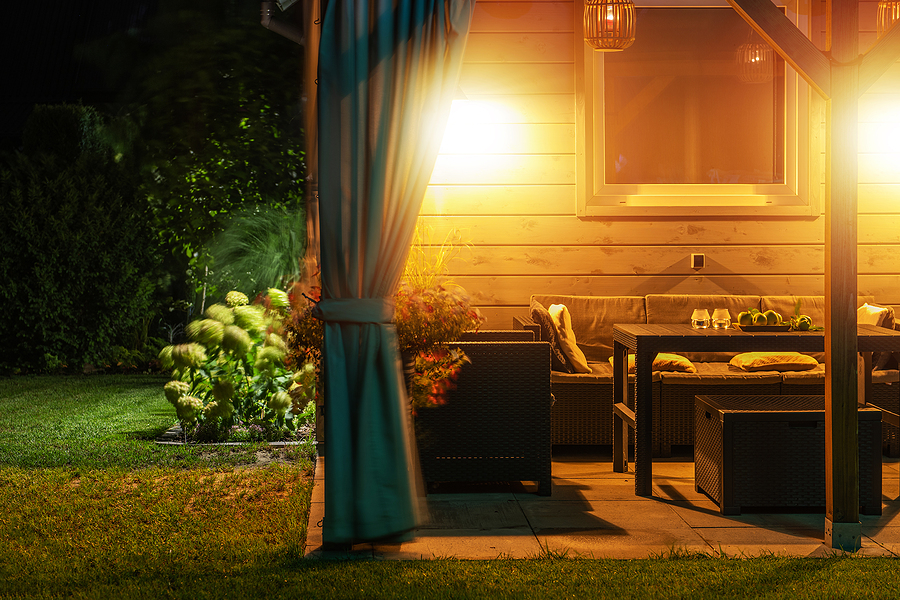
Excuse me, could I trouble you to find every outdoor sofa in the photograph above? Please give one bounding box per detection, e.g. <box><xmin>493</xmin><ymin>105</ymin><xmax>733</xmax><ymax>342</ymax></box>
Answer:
<box><xmin>513</xmin><ymin>294</ymin><xmax>900</xmax><ymax>457</ymax></box>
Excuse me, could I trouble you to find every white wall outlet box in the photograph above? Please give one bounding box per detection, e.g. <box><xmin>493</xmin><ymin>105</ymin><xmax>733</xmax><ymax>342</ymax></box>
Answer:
<box><xmin>691</xmin><ymin>253</ymin><xmax>706</xmax><ymax>269</ymax></box>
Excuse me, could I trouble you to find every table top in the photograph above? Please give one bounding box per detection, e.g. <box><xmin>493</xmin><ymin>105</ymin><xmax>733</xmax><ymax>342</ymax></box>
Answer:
<box><xmin>613</xmin><ymin>323</ymin><xmax>900</xmax><ymax>353</ymax></box>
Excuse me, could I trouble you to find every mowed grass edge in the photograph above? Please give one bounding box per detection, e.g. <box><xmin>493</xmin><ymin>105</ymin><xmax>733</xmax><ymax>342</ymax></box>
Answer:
<box><xmin>0</xmin><ymin>375</ymin><xmax>897</xmax><ymax>599</ymax></box>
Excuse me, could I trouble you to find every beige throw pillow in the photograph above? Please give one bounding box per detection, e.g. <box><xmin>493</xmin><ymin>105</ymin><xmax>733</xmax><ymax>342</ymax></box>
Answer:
<box><xmin>729</xmin><ymin>352</ymin><xmax>819</xmax><ymax>372</ymax></box>
<box><xmin>548</xmin><ymin>304</ymin><xmax>591</xmax><ymax>373</ymax></box>
<box><xmin>857</xmin><ymin>303</ymin><xmax>897</xmax><ymax>370</ymax></box>
<box><xmin>608</xmin><ymin>353</ymin><xmax>697</xmax><ymax>373</ymax></box>
<box><xmin>858</xmin><ymin>303</ymin><xmax>890</xmax><ymax>327</ymax></box>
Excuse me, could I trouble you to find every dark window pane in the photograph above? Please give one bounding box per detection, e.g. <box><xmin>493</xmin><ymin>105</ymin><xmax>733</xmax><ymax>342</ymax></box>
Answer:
<box><xmin>603</xmin><ymin>8</ymin><xmax>785</xmax><ymax>184</ymax></box>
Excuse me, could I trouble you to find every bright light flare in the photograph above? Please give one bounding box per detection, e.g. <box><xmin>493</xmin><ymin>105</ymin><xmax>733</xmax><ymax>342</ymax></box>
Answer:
<box><xmin>438</xmin><ymin>100</ymin><xmax>523</xmax><ymax>154</ymax></box>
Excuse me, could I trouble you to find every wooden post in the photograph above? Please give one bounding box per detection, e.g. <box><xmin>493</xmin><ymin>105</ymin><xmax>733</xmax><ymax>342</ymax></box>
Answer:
<box><xmin>824</xmin><ymin>0</ymin><xmax>860</xmax><ymax>552</ymax></box>
<box><xmin>728</xmin><ymin>0</ymin><xmax>900</xmax><ymax>551</ymax></box>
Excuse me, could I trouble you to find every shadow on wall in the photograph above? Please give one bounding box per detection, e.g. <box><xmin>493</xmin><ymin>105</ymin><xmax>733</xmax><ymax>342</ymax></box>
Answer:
<box><xmin>631</xmin><ymin>256</ymin><xmax>764</xmax><ymax>297</ymax></box>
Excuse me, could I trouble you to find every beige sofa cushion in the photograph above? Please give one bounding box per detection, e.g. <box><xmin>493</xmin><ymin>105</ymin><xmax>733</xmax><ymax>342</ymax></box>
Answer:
<box><xmin>761</xmin><ymin>295</ymin><xmax>876</xmax><ymax>362</ymax></box>
<box><xmin>658</xmin><ymin>362</ymin><xmax>782</xmax><ymax>385</ymax></box>
<box><xmin>645</xmin><ymin>294</ymin><xmax>761</xmax><ymax>362</ymax></box>
<box><xmin>781</xmin><ymin>364</ymin><xmax>900</xmax><ymax>384</ymax></box>
<box><xmin>533</xmin><ymin>295</ymin><xmax>646</xmax><ymax>362</ymax></box>
<box><xmin>551</xmin><ymin>360</ymin><xmax>660</xmax><ymax>384</ymax></box>
<box><xmin>780</xmin><ymin>363</ymin><xmax>826</xmax><ymax>384</ymax></box>
<box><xmin>759</xmin><ymin>295</ymin><xmax>875</xmax><ymax>325</ymax></box>
<box><xmin>645</xmin><ymin>294</ymin><xmax>762</xmax><ymax>325</ymax></box>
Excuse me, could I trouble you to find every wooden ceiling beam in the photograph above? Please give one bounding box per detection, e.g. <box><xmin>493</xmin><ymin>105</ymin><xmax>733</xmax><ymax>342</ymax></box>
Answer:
<box><xmin>727</xmin><ymin>0</ymin><xmax>831</xmax><ymax>99</ymax></box>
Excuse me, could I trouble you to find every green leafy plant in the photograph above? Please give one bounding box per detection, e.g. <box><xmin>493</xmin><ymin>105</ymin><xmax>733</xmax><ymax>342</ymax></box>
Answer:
<box><xmin>159</xmin><ymin>289</ymin><xmax>315</xmax><ymax>442</ymax></box>
<box><xmin>204</xmin><ymin>205</ymin><xmax>307</xmax><ymax>300</ymax></box>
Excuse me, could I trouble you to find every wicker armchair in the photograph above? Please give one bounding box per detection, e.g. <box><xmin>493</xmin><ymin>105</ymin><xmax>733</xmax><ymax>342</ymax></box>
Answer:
<box><xmin>414</xmin><ymin>331</ymin><xmax>553</xmax><ymax>495</ymax></box>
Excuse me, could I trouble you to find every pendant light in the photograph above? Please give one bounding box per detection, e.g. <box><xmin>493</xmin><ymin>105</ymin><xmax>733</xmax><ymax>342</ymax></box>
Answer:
<box><xmin>736</xmin><ymin>25</ymin><xmax>774</xmax><ymax>84</ymax></box>
<box><xmin>584</xmin><ymin>0</ymin><xmax>636</xmax><ymax>51</ymax></box>
<box><xmin>736</xmin><ymin>42</ymin><xmax>774</xmax><ymax>84</ymax></box>
<box><xmin>877</xmin><ymin>1</ymin><xmax>900</xmax><ymax>39</ymax></box>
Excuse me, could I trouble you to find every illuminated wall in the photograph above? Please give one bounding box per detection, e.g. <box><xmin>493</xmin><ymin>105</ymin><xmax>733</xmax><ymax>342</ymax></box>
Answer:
<box><xmin>420</xmin><ymin>0</ymin><xmax>900</xmax><ymax>329</ymax></box>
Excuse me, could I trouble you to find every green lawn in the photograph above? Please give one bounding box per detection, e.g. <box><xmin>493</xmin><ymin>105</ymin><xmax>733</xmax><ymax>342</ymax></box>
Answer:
<box><xmin>0</xmin><ymin>375</ymin><xmax>897</xmax><ymax>599</ymax></box>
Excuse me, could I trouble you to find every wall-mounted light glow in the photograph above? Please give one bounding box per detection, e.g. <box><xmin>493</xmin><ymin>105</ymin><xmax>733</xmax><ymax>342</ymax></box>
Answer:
<box><xmin>584</xmin><ymin>0</ymin><xmax>636</xmax><ymax>51</ymax></box>
<box><xmin>438</xmin><ymin>99</ymin><xmax>523</xmax><ymax>154</ymax></box>
<box><xmin>877</xmin><ymin>1</ymin><xmax>900</xmax><ymax>39</ymax></box>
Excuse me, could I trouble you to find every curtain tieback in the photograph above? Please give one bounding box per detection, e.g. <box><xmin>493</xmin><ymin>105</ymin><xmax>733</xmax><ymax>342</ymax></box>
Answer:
<box><xmin>312</xmin><ymin>298</ymin><xmax>394</xmax><ymax>324</ymax></box>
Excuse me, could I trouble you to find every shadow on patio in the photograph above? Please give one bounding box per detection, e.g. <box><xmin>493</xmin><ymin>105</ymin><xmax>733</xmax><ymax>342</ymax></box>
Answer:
<box><xmin>305</xmin><ymin>448</ymin><xmax>900</xmax><ymax>560</ymax></box>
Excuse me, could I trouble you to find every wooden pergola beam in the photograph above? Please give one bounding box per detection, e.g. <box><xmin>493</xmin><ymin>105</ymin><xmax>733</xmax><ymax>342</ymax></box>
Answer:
<box><xmin>860</xmin><ymin>22</ymin><xmax>900</xmax><ymax>94</ymax></box>
<box><xmin>727</xmin><ymin>0</ymin><xmax>831</xmax><ymax>99</ymax></box>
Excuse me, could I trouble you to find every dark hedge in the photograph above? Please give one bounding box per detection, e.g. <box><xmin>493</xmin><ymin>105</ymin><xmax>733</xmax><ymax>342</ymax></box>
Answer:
<box><xmin>0</xmin><ymin>142</ymin><xmax>159</xmax><ymax>372</ymax></box>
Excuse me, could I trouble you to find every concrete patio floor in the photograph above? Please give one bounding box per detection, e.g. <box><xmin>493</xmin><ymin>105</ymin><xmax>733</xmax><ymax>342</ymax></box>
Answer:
<box><xmin>304</xmin><ymin>448</ymin><xmax>900</xmax><ymax>560</ymax></box>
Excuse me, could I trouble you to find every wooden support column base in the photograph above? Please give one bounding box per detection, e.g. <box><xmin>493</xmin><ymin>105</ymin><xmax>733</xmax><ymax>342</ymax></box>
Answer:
<box><xmin>825</xmin><ymin>519</ymin><xmax>861</xmax><ymax>552</ymax></box>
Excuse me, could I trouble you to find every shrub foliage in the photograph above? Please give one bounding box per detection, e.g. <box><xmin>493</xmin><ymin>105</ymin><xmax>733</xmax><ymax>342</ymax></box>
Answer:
<box><xmin>0</xmin><ymin>108</ymin><xmax>159</xmax><ymax>372</ymax></box>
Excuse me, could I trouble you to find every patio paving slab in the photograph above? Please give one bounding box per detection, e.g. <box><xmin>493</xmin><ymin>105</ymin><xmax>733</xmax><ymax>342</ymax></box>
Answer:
<box><xmin>515</xmin><ymin>477</ymin><xmax>641</xmax><ymax>502</ymax></box>
<box><xmin>861</xmin><ymin>526</ymin><xmax>900</xmax><ymax>555</ymax></box>
<box><xmin>304</xmin><ymin>452</ymin><xmax>900</xmax><ymax>559</ymax></box>
<box><xmin>535</xmin><ymin>528</ymin><xmax>712</xmax><ymax>559</ymax></box>
<box><xmin>420</xmin><ymin>499</ymin><xmax>529</xmax><ymax>529</ymax></box>
<box><xmin>522</xmin><ymin>499</ymin><xmax>693</xmax><ymax>532</ymax></box>
<box><xmin>691</xmin><ymin>526</ymin><xmax>826</xmax><ymax>557</ymax></box>
<box><xmin>373</xmin><ymin>529</ymin><xmax>543</xmax><ymax>560</ymax></box>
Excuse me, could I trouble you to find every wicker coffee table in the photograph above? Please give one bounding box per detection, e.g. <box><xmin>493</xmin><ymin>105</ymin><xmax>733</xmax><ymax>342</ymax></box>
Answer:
<box><xmin>694</xmin><ymin>395</ymin><xmax>882</xmax><ymax>515</ymax></box>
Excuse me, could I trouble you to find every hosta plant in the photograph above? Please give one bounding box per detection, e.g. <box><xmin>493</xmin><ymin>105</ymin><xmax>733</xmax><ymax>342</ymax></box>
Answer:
<box><xmin>159</xmin><ymin>288</ymin><xmax>315</xmax><ymax>442</ymax></box>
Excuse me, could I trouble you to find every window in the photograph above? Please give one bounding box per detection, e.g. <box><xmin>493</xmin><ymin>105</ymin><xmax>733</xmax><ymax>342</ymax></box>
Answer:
<box><xmin>575</xmin><ymin>0</ymin><xmax>821</xmax><ymax>217</ymax></box>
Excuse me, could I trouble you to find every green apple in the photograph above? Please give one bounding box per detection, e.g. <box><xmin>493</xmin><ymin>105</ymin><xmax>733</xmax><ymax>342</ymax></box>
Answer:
<box><xmin>763</xmin><ymin>310</ymin><xmax>782</xmax><ymax>326</ymax></box>
<box><xmin>738</xmin><ymin>311</ymin><xmax>753</xmax><ymax>326</ymax></box>
<box><xmin>752</xmin><ymin>312</ymin><xmax>768</xmax><ymax>325</ymax></box>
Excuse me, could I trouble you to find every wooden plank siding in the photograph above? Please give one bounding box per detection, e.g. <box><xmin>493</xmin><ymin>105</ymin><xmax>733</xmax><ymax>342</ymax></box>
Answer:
<box><xmin>420</xmin><ymin>0</ymin><xmax>900</xmax><ymax>329</ymax></box>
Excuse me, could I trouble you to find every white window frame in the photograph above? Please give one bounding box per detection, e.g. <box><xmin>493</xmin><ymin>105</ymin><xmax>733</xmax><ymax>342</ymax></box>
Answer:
<box><xmin>575</xmin><ymin>0</ymin><xmax>822</xmax><ymax>217</ymax></box>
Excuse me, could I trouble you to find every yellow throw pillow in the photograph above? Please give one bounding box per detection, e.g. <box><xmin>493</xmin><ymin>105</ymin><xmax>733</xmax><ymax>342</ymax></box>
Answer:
<box><xmin>729</xmin><ymin>352</ymin><xmax>819</xmax><ymax>372</ymax></box>
<box><xmin>608</xmin><ymin>353</ymin><xmax>697</xmax><ymax>373</ymax></box>
<box><xmin>548</xmin><ymin>304</ymin><xmax>591</xmax><ymax>373</ymax></box>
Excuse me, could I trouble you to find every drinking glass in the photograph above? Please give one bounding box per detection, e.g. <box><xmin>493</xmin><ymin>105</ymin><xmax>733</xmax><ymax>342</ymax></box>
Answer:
<box><xmin>691</xmin><ymin>308</ymin><xmax>711</xmax><ymax>329</ymax></box>
<box><xmin>711</xmin><ymin>308</ymin><xmax>731</xmax><ymax>329</ymax></box>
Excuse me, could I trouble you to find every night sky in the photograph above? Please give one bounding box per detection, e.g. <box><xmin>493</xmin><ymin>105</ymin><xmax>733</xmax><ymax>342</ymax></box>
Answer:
<box><xmin>1</xmin><ymin>0</ymin><xmax>157</xmax><ymax>148</ymax></box>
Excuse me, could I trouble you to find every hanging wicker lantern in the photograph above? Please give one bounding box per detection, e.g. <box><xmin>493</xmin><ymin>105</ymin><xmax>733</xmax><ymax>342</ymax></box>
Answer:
<box><xmin>736</xmin><ymin>42</ymin><xmax>774</xmax><ymax>84</ymax></box>
<box><xmin>877</xmin><ymin>0</ymin><xmax>900</xmax><ymax>39</ymax></box>
<box><xmin>584</xmin><ymin>0</ymin><xmax>636</xmax><ymax>52</ymax></box>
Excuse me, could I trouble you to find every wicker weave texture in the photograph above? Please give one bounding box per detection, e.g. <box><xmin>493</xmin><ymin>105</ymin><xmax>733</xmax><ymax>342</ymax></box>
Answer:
<box><xmin>694</xmin><ymin>402</ymin><xmax>723</xmax><ymax>505</ymax></box>
<box><xmin>784</xmin><ymin>381</ymin><xmax>898</xmax><ymax>456</ymax></box>
<box><xmin>867</xmin><ymin>383</ymin><xmax>900</xmax><ymax>457</ymax></box>
<box><xmin>660</xmin><ymin>382</ymin><xmax>781</xmax><ymax>452</ymax></box>
<box><xmin>415</xmin><ymin>341</ymin><xmax>552</xmax><ymax>495</ymax></box>
<box><xmin>695</xmin><ymin>395</ymin><xmax>882</xmax><ymax>514</ymax></box>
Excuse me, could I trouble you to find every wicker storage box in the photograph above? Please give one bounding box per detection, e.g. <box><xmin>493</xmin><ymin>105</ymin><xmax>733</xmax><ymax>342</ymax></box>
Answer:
<box><xmin>694</xmin><ymin>395</ymin><xmax>882</xmax><ymax>515</ymax></box>
<box><xmin>415</xmin><ymin>340</ymin><xmax>552</xmax><ymax>495</ymax></box>
<box><xmin>782</xmin><ymin>372</ymin><xmax>900</xmax><ymax>457</ymax></box>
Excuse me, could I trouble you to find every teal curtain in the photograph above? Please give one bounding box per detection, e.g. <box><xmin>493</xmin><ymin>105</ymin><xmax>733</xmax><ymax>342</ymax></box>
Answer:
<box><xmin>315</xmin><ymin>0</ymin><xmax>474</xmax><ymax>544</ymax></box>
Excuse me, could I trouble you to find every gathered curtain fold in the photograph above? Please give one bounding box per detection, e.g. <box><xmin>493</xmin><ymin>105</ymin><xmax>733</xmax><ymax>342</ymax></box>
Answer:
<box><xmin>316</xmin><ymin>0</ymin><xmax>474</xmax><ymax>544</ymax></box>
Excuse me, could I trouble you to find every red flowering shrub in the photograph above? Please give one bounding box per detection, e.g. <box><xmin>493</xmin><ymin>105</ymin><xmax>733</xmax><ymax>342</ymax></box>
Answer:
<box><xmin>394</xmin><ymin>283</ymin><xmax>484</xmax><ymax>355</ymax></box>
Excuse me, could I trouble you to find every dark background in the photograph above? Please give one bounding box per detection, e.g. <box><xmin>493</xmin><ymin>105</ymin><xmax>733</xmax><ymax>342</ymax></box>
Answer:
<box><xmin>1</xmin><ymin>0</ymin><xmax>158</xmax><ymax>150</ymax></box>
